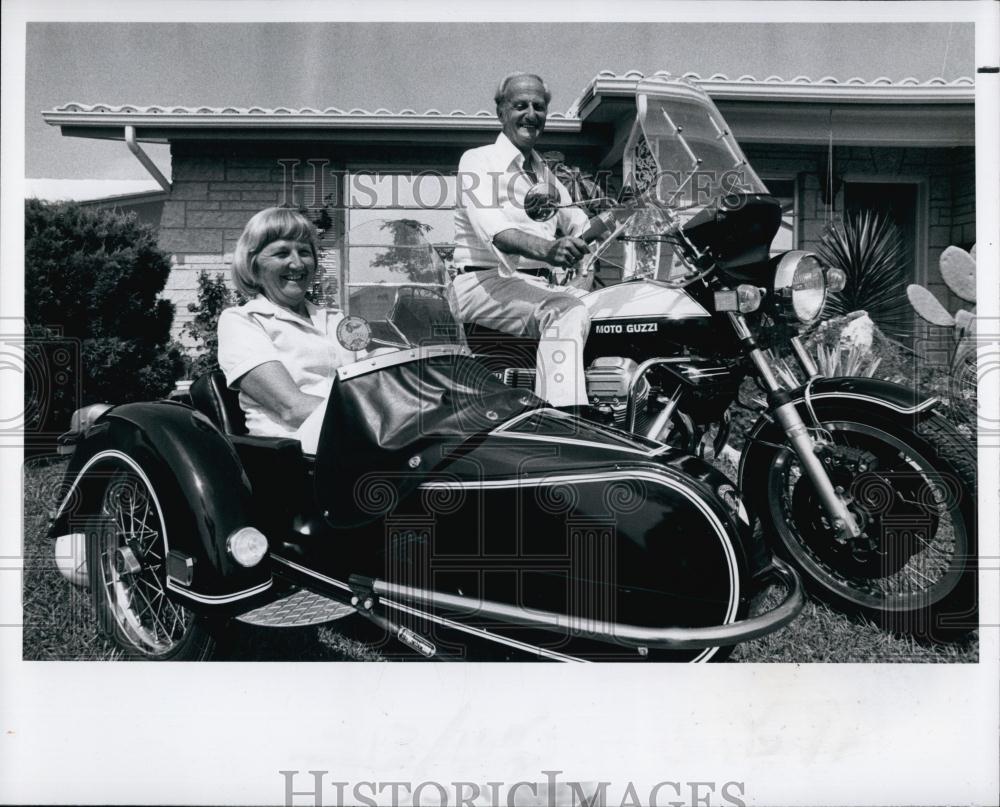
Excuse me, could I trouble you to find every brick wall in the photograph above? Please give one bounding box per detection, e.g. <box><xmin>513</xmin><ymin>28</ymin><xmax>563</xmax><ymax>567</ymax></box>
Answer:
<box><xmin>745</xmin><ymin>143</ymin><xmax>975</xmax><ymax>313</ymax></box>
<box><xmin>161</xmin><ymin>144</ymin><xmax>347</xmax><ymax>341</ymax></box>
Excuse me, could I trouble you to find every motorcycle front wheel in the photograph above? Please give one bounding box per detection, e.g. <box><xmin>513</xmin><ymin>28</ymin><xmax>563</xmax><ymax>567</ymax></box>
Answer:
<box><xmin>89</xmin><ymin>466</ymin><xmax>218</xmax><ymax>660</ymax></box>
<box><xmin>764</xmin><ymin>412</ymin><xmax>976</xmax><ymax>642</ymax></box>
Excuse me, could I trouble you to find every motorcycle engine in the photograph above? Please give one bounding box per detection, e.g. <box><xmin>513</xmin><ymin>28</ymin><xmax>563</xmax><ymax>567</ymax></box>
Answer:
<box><xmin>495</xmin><ymin>358</ymin><xmax>651</xmax><ymax>432</ymax></box>
<box><xmin>585</xmin><ymin>357</ymin><xmax>651</xmax><ymax>432</ymax></box>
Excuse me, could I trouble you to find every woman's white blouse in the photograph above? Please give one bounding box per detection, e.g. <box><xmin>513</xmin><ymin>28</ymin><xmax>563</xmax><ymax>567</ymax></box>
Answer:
<box><xmin>217</xmin><ymin>295</ymin><xmax>358</xmax><ymax>440</ymax></box>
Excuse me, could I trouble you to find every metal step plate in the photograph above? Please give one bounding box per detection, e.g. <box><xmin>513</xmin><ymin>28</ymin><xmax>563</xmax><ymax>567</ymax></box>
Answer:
<box><xmin>236</xmin><ymin>589</ymin><xmax>353</xmax><ymax>628</ymax></box>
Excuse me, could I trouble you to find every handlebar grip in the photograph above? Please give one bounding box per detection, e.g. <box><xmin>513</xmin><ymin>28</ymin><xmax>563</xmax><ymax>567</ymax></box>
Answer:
<box><xmin>580</xmin><ymin>212</ymin><xmax>614</xmax><ymax>244</ymax></box>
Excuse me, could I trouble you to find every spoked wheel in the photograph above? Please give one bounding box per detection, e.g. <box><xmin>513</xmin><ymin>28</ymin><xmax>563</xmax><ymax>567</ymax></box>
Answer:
<box><xmin>90</xmin><ymin>467</ymin><xmax>216</xmax><ymax>659</ymax></box>
<box><xmin>766</xmin><ymin>414</ymin><xmax>977</xmax><ymax>641</ymax></box>
<box><xmin>949</xmin><ymin>346</ymin><xmax>977</xmax><ymax>433</ymax></box>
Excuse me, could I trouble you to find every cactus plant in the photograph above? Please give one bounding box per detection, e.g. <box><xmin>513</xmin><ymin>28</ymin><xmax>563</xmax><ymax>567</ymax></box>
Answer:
<box><xmin>906</xmin><ymin>244</ymin><xmax>977</xmax><ymax>427</ymax></box>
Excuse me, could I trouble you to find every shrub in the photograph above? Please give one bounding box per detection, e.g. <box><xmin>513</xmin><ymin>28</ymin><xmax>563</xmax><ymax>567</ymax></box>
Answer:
<box><xmin>24</xmin><ymin>199</ymin><xmax>185</xmax><ymax>430</ymax></box>
<box><xmin>818</xmin><ymin>210</ymin><xmax>910</xmax><ymax>341</ymax></box>
<box><xmin>182</xmin><ymin>270</ymin><xmax>246</xmax><ymax>378</ymax></box>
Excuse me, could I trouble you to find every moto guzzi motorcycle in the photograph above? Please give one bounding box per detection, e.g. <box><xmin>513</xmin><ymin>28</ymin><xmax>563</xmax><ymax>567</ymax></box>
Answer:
<box><xmin>48</xmin><ymin>217</ymin><xmax>804</xmax><ymax>662</ymax></box>
<box><xmin>467</xmin><ymin>76</ymin><xmax>977</xmax><ymax>641</ymax></box>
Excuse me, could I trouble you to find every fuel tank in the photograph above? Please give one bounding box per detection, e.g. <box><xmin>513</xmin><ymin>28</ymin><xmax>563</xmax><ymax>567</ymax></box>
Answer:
<box><xmin>583</xmin><ymin>279</ymin><xmax>733</xmax><ymax>362</ymax></box>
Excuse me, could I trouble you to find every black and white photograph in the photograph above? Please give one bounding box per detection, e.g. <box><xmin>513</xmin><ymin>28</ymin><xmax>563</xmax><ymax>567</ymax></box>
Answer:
<box><xmin>2</xmin><ymin>1</ymin><xmax>998</xmax><ymax>805</ymax></box>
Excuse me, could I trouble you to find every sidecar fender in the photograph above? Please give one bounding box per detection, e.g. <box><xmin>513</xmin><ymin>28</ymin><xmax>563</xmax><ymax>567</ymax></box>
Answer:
<box><xmin>737</xmin><ymin>376</ymin><xmax>940</xmax><ymax>500</ymax></box>
<box><xmin>50</xmin><ymin>401</ymin><xmax>272</xmax><ymax>611</ymax></box>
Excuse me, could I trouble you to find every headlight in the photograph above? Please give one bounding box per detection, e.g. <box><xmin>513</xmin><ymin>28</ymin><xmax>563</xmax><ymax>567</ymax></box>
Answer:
<box><xmin>227</xmin><ymin>527</ymin><xmax>269</xmax><ymax>567</ymax></box>
<box><xmin>773</xmin><ymin>252</ymin><xmax>827</xmax><ymax>323</ymax></box>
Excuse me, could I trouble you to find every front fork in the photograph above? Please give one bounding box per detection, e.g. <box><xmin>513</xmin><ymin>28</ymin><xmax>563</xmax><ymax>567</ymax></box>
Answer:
<box><xmin>728</xmin><ymin>313</ymin><xmax>862</xmax><ymax>541</ymax></box>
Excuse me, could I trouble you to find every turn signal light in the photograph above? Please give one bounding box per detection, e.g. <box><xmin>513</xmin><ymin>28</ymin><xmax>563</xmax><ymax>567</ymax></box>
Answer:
<box><xmin>714</xmin><ymin>285</ymin><xmax>761</xmax><ymax>313</ymax></box>
<box><xmin>826</xmin><ymin>267</ymin><xmax>847</xmax><ymax>292</ymax></box>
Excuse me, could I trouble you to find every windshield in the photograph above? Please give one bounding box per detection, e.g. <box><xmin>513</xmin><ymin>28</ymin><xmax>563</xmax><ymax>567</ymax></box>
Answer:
<box><xmin>627</xmin><ymin>76</ymin><xmax>767</xmax><ymax>209</ymax></box>
<box><xmin>336</xmin><ymin>218</ymin><xmax>465</xmax><ymax>366</ymax></box>
<box><xmin>611</xmin><ymin>76</ymin><xmax>768</xmax><ymax>280</ymax></box>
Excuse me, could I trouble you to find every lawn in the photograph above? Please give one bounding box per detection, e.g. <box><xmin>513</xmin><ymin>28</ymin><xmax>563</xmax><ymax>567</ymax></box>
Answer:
<box><xmin>22</xmin><ymin>456</ymin><xmax>978</xmax><ymax>663</ymax></box>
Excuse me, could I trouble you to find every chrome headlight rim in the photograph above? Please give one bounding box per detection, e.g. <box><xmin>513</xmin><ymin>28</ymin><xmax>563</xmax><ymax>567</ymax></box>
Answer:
<box><xmin>773</xmin><ymin>251</ymin><xmax>828</xmax><ymax>324</ymax></box>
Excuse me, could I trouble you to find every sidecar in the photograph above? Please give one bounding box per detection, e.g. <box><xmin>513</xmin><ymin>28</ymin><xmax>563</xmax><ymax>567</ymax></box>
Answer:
<box><xmin>48</xmin><ymin>220</ymin><xmax>802</xmax><ymax>662</ymax></box>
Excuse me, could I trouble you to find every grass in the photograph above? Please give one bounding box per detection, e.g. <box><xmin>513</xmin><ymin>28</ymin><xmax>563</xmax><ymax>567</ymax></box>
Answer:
<box><xmin>23</xmin><ymin>456</ymin><xmax>978</xmax><ymax>663</ymax></box>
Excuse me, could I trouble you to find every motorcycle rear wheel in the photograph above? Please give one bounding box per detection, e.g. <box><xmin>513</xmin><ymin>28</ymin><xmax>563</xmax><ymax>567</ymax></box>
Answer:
<box><xmin>764</xmin><ymin>412</ymin><xmax>976</xmax><ymax>642</ymax></box>
<box><xmin>89</xmin><ymin>466</ymin><xmax>217</xmax><ymax>660</ymax></box>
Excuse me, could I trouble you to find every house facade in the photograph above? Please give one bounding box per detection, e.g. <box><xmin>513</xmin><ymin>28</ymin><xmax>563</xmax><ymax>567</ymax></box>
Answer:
<box><xmin>43</xmin><ymin>71</ymin><xmax>975</xmax><ymax>342</ymax></box>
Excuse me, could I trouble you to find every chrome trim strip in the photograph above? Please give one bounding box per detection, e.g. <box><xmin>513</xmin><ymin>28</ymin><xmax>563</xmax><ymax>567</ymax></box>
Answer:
<box><xmin>818</xmin><ymin>392</ymin><xmax>939</xmax><ymax>415</ymax></box>
<box><xmin>52</xmin><ymin>448</ymin><xmax>140</xmax><ymax>522</ymax></box>
<box><xmin>336</xmin><ymin>344</ymin><xmax>470</xmax><ymax>381</ymax></box>
<box><xmin>167</xmin><ymin>578</ymin><xmax>272</xmax><ymax>603</ymax></box>
<box><xmin>270</xmin><ymin>555</ymin><xmax>587</xmax><ymax>662</ymax></box>
<box><xmin>490</xmin><ymin>406</ymin><xmax>551</xmax><ymax>433</ymax></box>
<box><xmin>589</xmin><ymin>312</ymin><xmax>711</xmax><ymax>321</ymax></box>
<box><xmin>491</xmin><ymin>432</ymin><xmax>663</xmax><ymax>457</ymax></box>
<box><xmin>492</xmin><ymin>408</ymin><xmax>666</xmax><ymax>457</ymax></box>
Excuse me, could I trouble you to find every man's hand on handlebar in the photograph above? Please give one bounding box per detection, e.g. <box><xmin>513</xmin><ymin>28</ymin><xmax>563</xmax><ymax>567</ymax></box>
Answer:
<box><xmin>544</xmin><ymin>236</ymin><xmax>589</xmax><ymax>268</ymax></box>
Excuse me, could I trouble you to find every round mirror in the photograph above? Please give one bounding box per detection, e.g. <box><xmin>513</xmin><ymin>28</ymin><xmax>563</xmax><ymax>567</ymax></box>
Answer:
<box><xmin>336</xmin><ymin>315</ymin><xmax>372</xmax><ymax>351</ymax></box>
<box><xmin>523</xmin><ymin>182</ymin><xmax>560</xmax><ymax>222</ymax></box>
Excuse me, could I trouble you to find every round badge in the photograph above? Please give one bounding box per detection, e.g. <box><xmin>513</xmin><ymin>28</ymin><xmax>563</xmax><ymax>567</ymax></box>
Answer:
<box><xmin>336</xmin><ymin>315</ymin><xmax>372</xmax><ymax>351</ymax></box>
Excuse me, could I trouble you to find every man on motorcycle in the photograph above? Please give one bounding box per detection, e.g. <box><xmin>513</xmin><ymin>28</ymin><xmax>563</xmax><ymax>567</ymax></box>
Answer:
<box><xmin>451</xmin><ymin>72</ymin><xmax>593</xmax><ymax>409</ymax></box>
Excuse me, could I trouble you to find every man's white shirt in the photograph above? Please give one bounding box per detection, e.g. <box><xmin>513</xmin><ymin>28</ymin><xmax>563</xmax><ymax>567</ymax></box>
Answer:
<box><xmin>453</xmin><ymin>132</ymin><xmax>589</xmax><ymax>275</ymax></box>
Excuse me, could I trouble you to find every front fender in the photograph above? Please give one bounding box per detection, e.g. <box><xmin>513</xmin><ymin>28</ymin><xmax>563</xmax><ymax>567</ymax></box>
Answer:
<box><xmin>50</xmin><ymin>401</ymin><xmax>271</xmax><ymax>610</ymax></box>
<box><xmin>736</xmin><ymin>375</ymin><xmax>940</xmax><ymax>500</ymax></box>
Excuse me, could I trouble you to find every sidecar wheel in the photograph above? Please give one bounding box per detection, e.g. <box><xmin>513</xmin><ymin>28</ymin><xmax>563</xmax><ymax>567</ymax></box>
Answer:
<box><xmin>765</xmin><ymin>413</ymin><xmax>976</xmax><ymax>642</ymax></box>
<box><xmin>89</xmin><ymin>468</ymin><xmax>217</xmax><ymax>660</ymax></box>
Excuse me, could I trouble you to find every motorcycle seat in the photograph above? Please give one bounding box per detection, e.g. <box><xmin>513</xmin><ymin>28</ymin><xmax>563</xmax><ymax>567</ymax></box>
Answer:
<box><xmin>463</xmin><ymin>323</ymin><xmax>538</xmax><ymax>372</ymax></box>
<box><xmin>190</xmin><ymin>370</ymin><xmax>247</xmax><ymax>436</ymax></box>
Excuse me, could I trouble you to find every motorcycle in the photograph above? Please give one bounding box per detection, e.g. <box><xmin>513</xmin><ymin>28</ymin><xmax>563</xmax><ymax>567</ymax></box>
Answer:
<box><xmin>48</xmin><ymin>217</ymin><xmax>804</xmax><ymax>662</ymax></box>
<box><xmin>466</xmin><ymin>76</ymin><xmax>977</xmax><ymax>642</ymax></box>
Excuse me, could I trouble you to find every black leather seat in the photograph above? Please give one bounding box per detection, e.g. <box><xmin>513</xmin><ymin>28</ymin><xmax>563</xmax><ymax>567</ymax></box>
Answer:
<box><xmin>190</xmin><ymin>371</ymin><xmax>247</xmax><ymax>435</ymax></box>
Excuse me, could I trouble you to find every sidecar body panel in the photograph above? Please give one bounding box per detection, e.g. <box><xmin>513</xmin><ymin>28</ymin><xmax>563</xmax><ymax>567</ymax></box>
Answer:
<box><xmin>279</xmin><ymin>404</ymin><xmax>752</xmax><ymax>660</ymax></box>
<box><xmin>51</xmin><ymin>401</ymin><xmax>274</xmax><ymax>610</ymax></box>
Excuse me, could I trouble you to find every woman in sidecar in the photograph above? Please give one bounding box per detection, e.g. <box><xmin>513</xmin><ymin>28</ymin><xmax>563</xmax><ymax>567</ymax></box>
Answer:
<box><xmin>48</xmin><ymin>210</ymin><xmax>803</xmax><ymax>662</ymax></box>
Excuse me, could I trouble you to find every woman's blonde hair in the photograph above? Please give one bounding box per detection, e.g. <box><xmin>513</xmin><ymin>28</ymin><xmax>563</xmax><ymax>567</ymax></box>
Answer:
<box><xmin>231</xmin><ymin>207</ymin><xmax>320</xmax><ymax>297</ymax></box>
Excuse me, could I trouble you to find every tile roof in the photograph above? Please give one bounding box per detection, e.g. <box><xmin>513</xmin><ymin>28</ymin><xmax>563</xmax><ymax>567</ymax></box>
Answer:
<box><xmin>43</xmin><ymin>70</ymin><xmax>974</xmax><ymax>142</ymax></box>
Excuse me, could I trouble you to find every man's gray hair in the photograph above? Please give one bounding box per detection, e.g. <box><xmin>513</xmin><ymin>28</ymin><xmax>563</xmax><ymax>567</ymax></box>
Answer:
<box><xmin>494</xmin><ymin>72</ymin><xmax>551</xmax><ymax>108</ymax></box>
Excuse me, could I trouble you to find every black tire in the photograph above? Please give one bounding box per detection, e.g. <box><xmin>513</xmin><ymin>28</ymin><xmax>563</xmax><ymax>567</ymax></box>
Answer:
<box><xmin>763</xmin><ymin>411</ymin><xmax>976</xmax><ymax>642</ymax></box>
<box><xmin>88</xmin><ymin>466</ymin><xmax>218</xmax><ymax>660</ymax></box>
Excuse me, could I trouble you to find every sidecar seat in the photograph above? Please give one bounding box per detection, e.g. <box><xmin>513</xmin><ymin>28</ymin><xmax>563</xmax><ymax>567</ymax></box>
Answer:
<box><xmin>190</xmin><ymin>371</ymin><xmax>248</xmax><ymax>436</ymax></box>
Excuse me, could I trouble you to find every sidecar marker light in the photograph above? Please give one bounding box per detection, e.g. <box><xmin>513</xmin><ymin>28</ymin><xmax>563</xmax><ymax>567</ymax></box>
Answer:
<box><xmin>227</xmin><ymin>527</ymin><xmax>269</xmax><ymax>568</ymax></box>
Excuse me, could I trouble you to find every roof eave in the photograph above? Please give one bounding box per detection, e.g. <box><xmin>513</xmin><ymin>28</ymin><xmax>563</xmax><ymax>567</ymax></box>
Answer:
<box><xmin>42</xmin><ymin>112</ymin><xmax>582</xmax><ymax>135</ymax></box>
<box><xmin>575</xmin><ymin>76</ymin><xmax>975</xmax><ymax>119</ymax></box>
